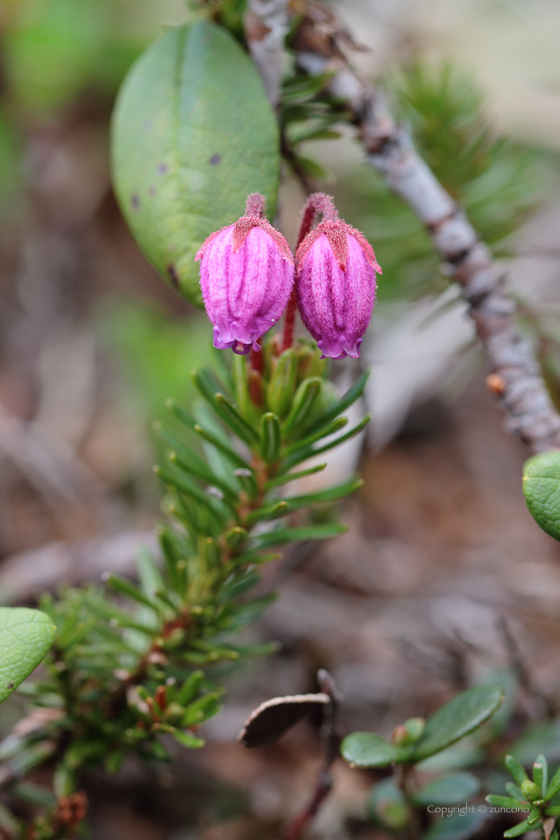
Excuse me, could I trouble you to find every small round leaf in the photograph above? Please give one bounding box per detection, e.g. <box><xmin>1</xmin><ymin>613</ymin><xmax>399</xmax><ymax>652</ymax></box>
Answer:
<box><xmin>341</xmin><ymin>732</ymin><xmax>410</xmax><ymax>768</ymax></box>
<box><xmin>412</xmin><ymin>772</ymin><xmax>481</xmax><ymax>806</ymax></box>
<box><xmin>424</xmin><ymin>810</ymin><xmax>487</xmax><ymax>840</ymax></box>
<box><xmin>523</xmin><ymin>452</ymin><xmax>560</xmax><ymax>541</ymax></box>
<box><xmin>368</xmin><ymin>779</ymin><xmax>410</xmax><ymax>829</ymax></box>
<box><xmin>0</xmin><ymin>608</ymin><xmax>56</xmax><ymax>704</ymax></box>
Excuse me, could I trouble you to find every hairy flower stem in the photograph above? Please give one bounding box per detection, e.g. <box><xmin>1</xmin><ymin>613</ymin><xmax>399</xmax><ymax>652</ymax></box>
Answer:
<box><xmin>282</xmin><ymin>194</ymin><xmax>338</xmax><ymax>351</ymax></box>
<box><xmin>282</xmin><ymin>291</ymin><xmax>298</xmax><ymax>351</ymax></box>
<box><xmin>250</xmin><ymin>345</ymin><xmax>264</xmax><ymax>375</ymax></box>
<box><xmin>244</xmin><ymin>192</ymin><xmax>266</xmax><ymax>218</ymax></box>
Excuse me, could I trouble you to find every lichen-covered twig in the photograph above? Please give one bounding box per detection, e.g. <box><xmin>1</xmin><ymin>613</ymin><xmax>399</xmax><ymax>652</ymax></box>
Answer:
<box><xmin>289</xmin><ymin>2</ymin><xmax>560</xmax><ymax>454</ymax></box>
<box><xmin>244</xmin><ymin>0</ymin><xmax>289</xmax><ymax>108</ymax></box>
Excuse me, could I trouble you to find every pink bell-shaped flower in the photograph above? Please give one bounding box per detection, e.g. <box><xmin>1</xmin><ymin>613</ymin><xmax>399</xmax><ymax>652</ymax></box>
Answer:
<box><xmin>295</xmin><ymin>194</ymin><xmax>381</xmax><ymax>360</ymax></box>
<box><xmin>195</xmin><ymin>194</ymin><xmax>294</xmax><ymax>355</ymax></box>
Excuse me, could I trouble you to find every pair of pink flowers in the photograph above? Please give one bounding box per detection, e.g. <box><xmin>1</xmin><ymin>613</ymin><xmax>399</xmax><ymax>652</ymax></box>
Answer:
<box><xmin>195</xmin><ymin>193</ymin><xmax>381</xmax><ymax>360</ymax></box>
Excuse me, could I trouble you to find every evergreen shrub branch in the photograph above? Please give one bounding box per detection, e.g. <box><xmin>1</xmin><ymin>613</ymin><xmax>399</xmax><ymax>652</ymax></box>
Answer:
<box><xmin>0</xmin><ymin>338</ymin><xmax>368</xmax><ymax>838</ymax></box>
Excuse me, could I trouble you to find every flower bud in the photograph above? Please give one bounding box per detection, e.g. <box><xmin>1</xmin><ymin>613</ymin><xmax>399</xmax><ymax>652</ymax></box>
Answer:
<box><xmin>521</xmin><ymin>780</ymin><xmax>541</xmax><ymax>802</ymax></box>
<box><xmin>195</xmin><ymin>194</ymin><xmax>294</xmax><ymax>355</ymax></box>
<box><xmin>391</xmin><ymin>717</ymin><xmax>425</xmax><ymax>746</ymax></box>
<box><xmin>295</xmin><ymin>197</ymin><xmax>381</xmax><ymax>360</ymax></box>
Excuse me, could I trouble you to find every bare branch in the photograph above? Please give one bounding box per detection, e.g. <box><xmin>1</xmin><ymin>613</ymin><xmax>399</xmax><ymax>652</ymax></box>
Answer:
<box><xmin>0</xmin><ymin>401</ymin><xmax>129</xmax><ymax>530</ymax></box>
<box><xmin>245</xmin><ymin>0</ymin><xmax>289</xmax><ymax>108</ymax></box>
<box><xmin>289</xmin><ymin>2</ymin><xmax>560</xmax><ymax>454</ymax></box>
<box><xmin>0</xmin><ymin>530</ymin><xmax>157</xmax><ymax>603</ymax></box>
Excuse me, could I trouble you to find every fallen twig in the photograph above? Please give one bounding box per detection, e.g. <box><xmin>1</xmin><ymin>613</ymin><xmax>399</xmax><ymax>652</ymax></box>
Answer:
<box><xmin>283</xmin><ymin>670</ymin><xmax>342</xmax><ymax>840</ymax></box>
<box><xmin>0</xmin><ymin>529</ymin><xmax>157</xmax><ymax>603</ymax></box>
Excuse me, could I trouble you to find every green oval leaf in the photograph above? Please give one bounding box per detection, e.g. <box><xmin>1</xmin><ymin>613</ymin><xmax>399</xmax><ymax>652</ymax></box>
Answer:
<box><xmin>533</xmin><ymin>754</ymin><xmax>548</xmax><ymax>796</ymax></box>
<box><xmin>506</xmin><ymin>755</ymin><xmax>531</xmax><ymax>786</ymax></box>
<box><xmin>486</xmin><ymin>795</ymin><xmax>528</xmax><ymax>810</ymax></box>
<box><xmin>523</xmin><ymin>452</ymin><xmax>560</xmax><ymax>541</ymax></box>
<box><xmin>411</xmin><ymin>685</ymin><xmax>504</xmax><ymax>762</ymax></box>
<box><xmin>504</xmin><ymin>819</ymin><xmax>533</xmax><ymax>838</ymax></box>
<box><xmin>341</xmin><ymin>732</ymin><xmax>410</xmax><ymax>768</ymax></box>
<box><xmin>412</xmin><ymin>772</ymin><xmax>481</xmax><ymax>806</ymax></box>
<box><xmin>424</xmin><ymin>810</ymin><xmax>487</xmax><ymax>840</ymax></box>
<box><xmin>0</xmin><ymin>608</ymin><xmax>56</xmax><ymax>704</ymax></box>
<box><xmin>508</xmin><ymin>720</ymin><xmax>560</xmax><ymax>766</ymax></box>
<box><xmin>368</xmin><ymin>779</ymin><xmax>410</xmax><ymax>829</ymax></box>
<box><xmin>111</xmin><ymin>20</ymin><xmax>280</xmax><ymax>306</ymax></box>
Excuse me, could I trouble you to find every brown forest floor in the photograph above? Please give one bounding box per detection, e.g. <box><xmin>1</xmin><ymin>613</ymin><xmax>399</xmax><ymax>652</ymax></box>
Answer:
<box><xmin>1</xmin><ymin>110</ymin><xmax>560</xmax><ymax>839</ymax></box>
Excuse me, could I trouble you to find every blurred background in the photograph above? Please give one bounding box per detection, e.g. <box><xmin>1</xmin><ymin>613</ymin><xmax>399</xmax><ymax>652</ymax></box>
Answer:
<box><xmin>2</xmin><ymin>0</ymin><xmax>560</xmax><ymax>837</ymax></box>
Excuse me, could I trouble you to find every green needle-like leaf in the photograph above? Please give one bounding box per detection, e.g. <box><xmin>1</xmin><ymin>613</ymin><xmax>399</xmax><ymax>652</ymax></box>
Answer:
<box><xmin>165</xmin><ymin>399</ymin><xmax>197</xmax><ymax>431</ymax></box>
<box><xmin>193</xmin><ymin>425</ymin><xmax>251</xmax><ymax>471</ymax></box>
<box><xmin>245</xmin><ymin>501</ymin><xmax>290</xmax><ymax>525</ymax></box>
<box><xmin>309</xmin><ymin>370</ymin><xmax>370</xmax><ymax>432</ymax></box>
<box><xmin>172</xmin><ymin>730</ymin><xmax>205</xmax><ymax>749</ymax></box>
<box><xmin>0</xmin><ymin>609</ymin><xmax>56</xmax><ymax>705</ymax></box>
<box><xmin>176</xmin><ymin>671</ymin><xmax>204</xmax><ymax>706</ymax></box>
<box><xmin>546</xmin><ymin>763</ymin><xmax>560</xmax><ymax>800</ymax></box>
<box><xmin>280</xmin><ymin>476</ymin><xmax>363</xmax><ymax>513</ymax></box>
<box><xmin>190</xmin><ymin>367</ymin><xmax>223</xmax><ymax>402</ymax></box>
<box><xmin>527</xmin><ymin>807</ymin><xmax>541</xmax><ymax>825</ymax></box>
<box><xmin>168</xmin><ymin>451</ymin><xmax>237</xmax><ymax>504</ymax></box>
<box><xmin>103</xmin><ymin>573</ymin><xmax>159</xmax><ymax>610</ymax></box>
<box><xmin>260</xmin><ymin>412</ymin><xmax>282</xmax><ymax>463</ymax></box>
<box><xmin>534</xmin><ymin>754</ymin><xmax>548</xmax><ymax>796</ymax></box>
<box><xmin>264</xmin><ymin>463</ymin><xmax>327</xmax><ymax>490</ymax></box>
<box><xmin>504</xmin><ymin>819</ymin><xmax>533</xmax><ymax>838</ymax></box>
<box><xmin>158</xmin><ymin>527</ymin><xmax>191</xmax><ymax>592</ymax></box>
<box><xmin>506</xmin><ymin>755</ymin><xmax>530</xmax><ymax>787</ymax></box>
<box><xmin>224</xmin><ymin>526</ymin><xmax>248</xmax><ymax>551</ymax></box>
<box><xmin>506</xmin><ymin>783</ymin><xmax>525</xmax><ymax>801</ymax></box>
<box><xmin>251</xmin><ymin>522</ymin><xmax>348</xmax><ymax>548</ymax></box>
<box><xmin>215</xmin><ymin>394</ymin><xmax>260</xmax><ymax>445</ymax></box>
<box><xmin>284</xmin><ymin>416</ymin><xmax>348</xmax><ymax>456</ymax></box>
<box><xmin>267</xmin><ymin>349</ymin><xmax>297</xmax><ymax>419</ymax></box>
<box><xmin>486</xmin><ymin>796</ymin><xmax>528</xmax><ymax>809</ymax></box>
<box><xmin>282</xmin><ymin>415</ymin><xmax>370</xmax><ymax>471</ymax></box>
<box><xmin>282</xmin><ymin>377</ymin><xmax>322</xmax><ymax>435</ymax></box>
<box><xmin>192</xmin><ymin>370</ymin><xmax>259</xmax><ymax>446</ymax></box>
<box><xmin>156</xmin><ymin>464</ymin><xmax>230</xmax><ymax>523</ymax></box>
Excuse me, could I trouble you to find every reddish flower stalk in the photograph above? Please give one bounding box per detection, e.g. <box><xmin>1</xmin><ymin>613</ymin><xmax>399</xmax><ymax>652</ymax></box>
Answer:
<box><xmin>250</xmin><ymin>344</ymin><xmax>264</xmax><ymax>375</ymax></box>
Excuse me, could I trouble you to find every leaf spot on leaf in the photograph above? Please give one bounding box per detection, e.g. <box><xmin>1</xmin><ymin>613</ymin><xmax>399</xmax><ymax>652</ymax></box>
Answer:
<box><xmin>167</xmin><ymin>264</ymin><xmax>180</xmax><ymax>290</ymax></box>
<box><xmin>209</xmin><ymin>153</ymin><xmax>221</xmax><ymax>166</ymax></box>
<box><xmin>131</xmin><ymin>194</ymin><xmax>140</xmax><ymax>210</ymax></box>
